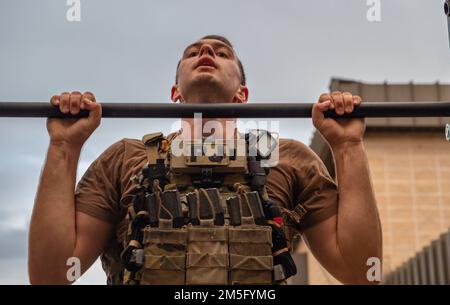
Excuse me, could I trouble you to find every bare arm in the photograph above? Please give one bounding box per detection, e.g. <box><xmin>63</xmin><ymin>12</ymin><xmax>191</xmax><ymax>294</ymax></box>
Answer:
<box><xmin>302</xmin><ymin>92</ymin><xmax>382</xmax><ymax>284</ymax></box>
<box><xmin>28</xmin><ymin>92</ymin><xmax>113</xmax><ymax>284</ymax></box>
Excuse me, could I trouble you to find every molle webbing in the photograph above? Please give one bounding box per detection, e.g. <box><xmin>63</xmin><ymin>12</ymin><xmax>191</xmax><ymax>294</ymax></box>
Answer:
<box><xmin>141</xmin><ymin>224</ymin><xmax>187</xmax><ymax>285</ymax></box>
<box><xmin>121</xmin><ymin>131</ymin><xmax>299</xmax><ymax>284</ymax></box>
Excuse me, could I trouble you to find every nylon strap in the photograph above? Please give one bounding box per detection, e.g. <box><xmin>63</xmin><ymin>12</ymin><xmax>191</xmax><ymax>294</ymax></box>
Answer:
<box><xmin>272</xmin><ymin>247</ymin><xmax>289</xmax><ymax>257</ymax></box>
<box><xmin>142</xmin><ymin>132</ymin><xmax>167</xmax><ymax>164</ymax></box>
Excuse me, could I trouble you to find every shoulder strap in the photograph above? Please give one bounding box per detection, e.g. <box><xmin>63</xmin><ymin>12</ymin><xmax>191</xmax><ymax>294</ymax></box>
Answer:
<box><xmin>141</xmin><ymin>132</ymin><xmax>170</xmax><ymax>191</ymax></box>
<box><xmin>142</xmin><ymin>132</ymin><xmax>168</xmax><ymax>164</ymax></box>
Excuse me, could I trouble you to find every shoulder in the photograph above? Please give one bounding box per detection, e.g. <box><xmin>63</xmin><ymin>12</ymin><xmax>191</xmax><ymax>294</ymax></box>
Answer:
<box><xmin>93</xmin><ymin>139</ymin><xmax>126</xmax><ymax>164</ymax></box>
<box><xmin>278</xmin><ymin>138</ymin><xmax>322</xmax><ymax>162</ymax></box>
<box><xmin>91</xmin><ymin>138</ymin><xmax>145</xmax><ymax>167</ymax></box>
<box><xmin>122</xmin><ymin>138</ymin><xmax>145</xmax><ymax>150</ymax></box>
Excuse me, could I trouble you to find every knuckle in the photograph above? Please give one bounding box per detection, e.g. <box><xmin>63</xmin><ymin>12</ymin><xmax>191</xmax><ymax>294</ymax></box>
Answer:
<box><xmin>83</xmin><ymin>91</ymin><xmax>96</xmax><ymax>102</ymax></box>
<box><xmin>60</xmin><ymin>93</ymin><xmax>69</xmax><ymax>103</ymax></box>
<box><xmin>83</xmin><ymin>91</ymin><xmax>94</xmax><ymax>97</ymax></box>
<box><xmin>335</xmin><ymin>98</ymin><xmax>344</xmax><ymax>105</ymax></box>
<box><xmin>344</xmin><ymin>94</ymin><xmax>353</xmax><ymax>102</ymax></box>
<box><xmin>70</xmin><ymin>98</ymin><xmax>81</xmax><ymax>105</ymax></box>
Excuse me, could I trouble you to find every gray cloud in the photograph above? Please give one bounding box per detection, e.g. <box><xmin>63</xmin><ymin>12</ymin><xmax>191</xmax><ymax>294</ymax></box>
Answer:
<box><xmin>0</xmin><ymin>0</ymin><xmax>449</xmax><ymax>284</ymax></box>
<box><xmin>0</xmin><ymin>229</ymin><xmax>27</xmax><ymax>259</ymax></box>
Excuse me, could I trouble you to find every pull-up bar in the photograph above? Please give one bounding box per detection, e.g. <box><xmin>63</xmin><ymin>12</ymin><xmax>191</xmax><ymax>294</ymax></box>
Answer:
<box><xmin>0</xmin><ymin>101</ymin><xmax>449</xmax><ymax>119</ymax></box>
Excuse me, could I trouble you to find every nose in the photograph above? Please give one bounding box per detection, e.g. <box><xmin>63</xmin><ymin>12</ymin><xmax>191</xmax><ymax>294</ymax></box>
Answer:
<box><xmin>199</xmin><ymin>44</ymin><xmax>215</xmax><ymax>58</ymax></box>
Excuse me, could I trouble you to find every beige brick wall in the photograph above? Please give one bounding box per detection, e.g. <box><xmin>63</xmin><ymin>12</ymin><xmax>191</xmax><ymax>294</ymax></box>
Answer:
<box><xmin>365</xmin><ymin>131</ymin><xmax>450</xmax><ymax>273</ymax></box>
<box><xmin>300</xmin><ymin>130</ymin><xmax>450</xmax><ymax>284</ymax></box>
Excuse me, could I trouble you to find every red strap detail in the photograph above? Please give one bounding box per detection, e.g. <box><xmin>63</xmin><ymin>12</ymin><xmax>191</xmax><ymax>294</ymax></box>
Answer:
<box><xmin>273</xmin><ymin>216</ymin><xmax>283</xmax><ymax>226</ymax></box>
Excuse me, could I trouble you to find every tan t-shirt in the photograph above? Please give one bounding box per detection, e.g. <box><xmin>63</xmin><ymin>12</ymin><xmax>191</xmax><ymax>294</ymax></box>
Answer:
<box><xmin>75</xmin><ymin>136</ymin><xmax>338</xmax><ymax>284</ymax></box>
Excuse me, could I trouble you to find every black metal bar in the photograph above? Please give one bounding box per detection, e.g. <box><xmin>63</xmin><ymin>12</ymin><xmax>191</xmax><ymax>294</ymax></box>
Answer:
<box><xmin>1</xmin><ymin>101</ymin><xmax>450</xmax><ymax>118</ymax></box>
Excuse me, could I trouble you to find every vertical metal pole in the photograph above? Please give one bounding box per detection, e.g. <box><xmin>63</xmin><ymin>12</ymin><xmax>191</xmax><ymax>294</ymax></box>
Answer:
<box><xmin>432</xmin><ymin>239</ymin><xmax>446</xmax><ymax>284</ymax></box>
<box><xmin>441</xmin><ymin>230</ymin><xmax>450</xmax><ymax>284</ymax></box>
<box><xmin>405</xmin><ymin>259</ymin><xmax>414</xmax><ymax>285</ymax></box>
<box><xmin>394</xmin><ymin>267</ymin><xmax>401</xmax><ymax>285</ymax></box>
<box><xmin>411</xmin><ymin>255</ymin><xmax>421</xmax><ymax>285</ymax></box>
<box><xmin>425</xmin><ymin>246</ymin><xmax>437</xmax><ymax>285</ymax></box>
<box><xmin>399</xmin><ymin>263</ymin><xmax>407</xmax><ymax>285</ymax></box>
<box><xmin>418</xmin><ymin>251</ymin><xmax>429</xmax><ymax>284</ymax></box>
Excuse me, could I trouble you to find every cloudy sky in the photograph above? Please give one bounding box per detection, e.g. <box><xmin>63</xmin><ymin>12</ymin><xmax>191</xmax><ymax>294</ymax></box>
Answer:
<box><xmin>0</xmin><ymin>0</ymin><xmax>449</xmax><ymax>284</ymax></box>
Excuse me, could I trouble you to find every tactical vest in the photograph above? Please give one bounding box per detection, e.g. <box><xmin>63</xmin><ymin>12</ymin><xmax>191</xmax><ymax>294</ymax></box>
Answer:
<box><xmin>120</xmin><ymin>131</ymin><xmax>297</xmax><ymax>285</ymax></box>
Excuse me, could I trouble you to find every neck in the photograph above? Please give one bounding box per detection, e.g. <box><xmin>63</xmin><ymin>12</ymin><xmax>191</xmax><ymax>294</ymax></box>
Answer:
<box><xmin>181</xmin><ymin>82</ymin><xmax>236</xmax><ymax>104</ymax></box>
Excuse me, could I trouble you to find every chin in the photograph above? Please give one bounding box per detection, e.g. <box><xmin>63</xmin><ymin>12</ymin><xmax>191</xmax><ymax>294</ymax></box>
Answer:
<box><xmin>193</xmin><ymin>72</ymin><xmax>218</xmax><ymax>82</ymax></box>
<box><xmin>188</xmin><ymin>74</ymin><xmax>222</xmax><ymax>90</ymax></box>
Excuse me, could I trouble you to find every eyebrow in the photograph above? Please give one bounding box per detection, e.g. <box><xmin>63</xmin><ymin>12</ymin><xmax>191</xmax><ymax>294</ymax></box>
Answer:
<box><xmin>182</xmin><ymin>40</ymin><xmax>234</xmax><ymax>57</ymax></box>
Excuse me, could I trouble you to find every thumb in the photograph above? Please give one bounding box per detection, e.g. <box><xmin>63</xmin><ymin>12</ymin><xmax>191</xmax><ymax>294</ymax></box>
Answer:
<box><xmin>312</xmin><ymin>100</ymin><xmax>331</xmax><ymax>129</ymax></box>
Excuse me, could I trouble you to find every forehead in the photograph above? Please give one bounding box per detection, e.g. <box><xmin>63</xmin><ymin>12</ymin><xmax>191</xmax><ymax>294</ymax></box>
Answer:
<box><xmin>184</xmin><ymin>39</ymin><xmax>234</xmax><ymax>52</ymax></box>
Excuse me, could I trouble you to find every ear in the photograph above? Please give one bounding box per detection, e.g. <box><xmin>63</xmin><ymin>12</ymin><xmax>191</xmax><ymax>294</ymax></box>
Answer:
<box><xmin>233</xmin><ymin>85</ymin><xmax>249</xmax><ymax>103</ymax></box>
<box><xmin>171</xmin><ymin>85</ymin><xmax>182</xmax><ymax>103</ymax></box>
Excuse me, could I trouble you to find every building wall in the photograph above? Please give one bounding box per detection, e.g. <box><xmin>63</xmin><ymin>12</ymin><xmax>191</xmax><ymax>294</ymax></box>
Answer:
<box><xmin>300</xmin><ymin>130</ymin><xmax>450</xmax><ymax>284</ymax></box>
<box><xmin>364</xmin><ymin>130</ymin><xmax>450</xmax><ymax>273</ymax></box>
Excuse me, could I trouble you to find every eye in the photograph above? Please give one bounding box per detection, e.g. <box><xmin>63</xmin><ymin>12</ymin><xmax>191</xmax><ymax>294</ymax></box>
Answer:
<box><xmin>217</xmin><ymin>51</ymin><xmax>228</xmax><ymax>58</ymax></box>
<box><xmin>188</xmin><ymin>51</ymin><xmax>198</xmax><ymax>58</ymax></box>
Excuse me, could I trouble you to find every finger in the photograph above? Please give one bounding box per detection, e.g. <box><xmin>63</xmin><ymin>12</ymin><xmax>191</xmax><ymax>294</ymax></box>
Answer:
<box><xmin>316</xmin><ymin>100</ymin><xmax>331</xmax><ymax>112</ymax></box>
<box><xmin>81</xmin><ymin>97</ymin><xmax>93</xmax><ymax>110</ymax></box>
<box><xmin>83</xmin><ymin>91</ymin><xmax>96</xmax><ymax>103</ymax></box>
<box><xmin>353</xmin><ymin>95</ymin><xmax>362</xmax><ymax>107</ymax></box>
<box><xmin>319</xmin><ymin>93</ymin><xmax>332</xmax><ymax>103</ymax></box>
<box><xmin>81</xmin><ymin>92</ymin><xmax>96</xmax><ymax>110</ymax></box>
<box><xmin>83</xmin><ymin>99</ymin><xmax>102</xmax><ymax>128</ymax></box>
<box><xmin>50</xmin><ymin>95</ymin><xmax>60</xmax><ymax>107</ymax></box>
<box><xmin>332</xmin><ymin>91</ymin><xmax>344</xmax><ymax>115</ymax></box>
<box><xmin>343</xmin><ymin>92</ymin><xmax>354</xmax><ymax>114</ymax></box>
<box><xmin>60</xmin><ymin>92</ymin><xmax>70</xmax><ymax>114</ymax></box>
<box><xmin>69</xmin><ymin>91</ymin><xmax>82</xmax><ymax>115</ymax></box>
<box><xmin>319</xmin><ymin>93</ymin><xmax>334</xmax><ymax>109</ymax></box>
<box><xmin>312</xmin><ymin>100</ymin><xmax>331</xmax><ymax>128</ymax></box>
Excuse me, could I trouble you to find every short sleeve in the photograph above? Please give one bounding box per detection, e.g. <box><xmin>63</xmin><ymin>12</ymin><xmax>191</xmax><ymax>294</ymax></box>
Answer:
<box><xmin>289</xmin><ymin>139</ymin><xmax>338</xmax><ymax>231</ymax></box>
<box><xmin>75</xmin><ymin>140</ymin><xmax>125</xmax><ymax>224</ymax></box>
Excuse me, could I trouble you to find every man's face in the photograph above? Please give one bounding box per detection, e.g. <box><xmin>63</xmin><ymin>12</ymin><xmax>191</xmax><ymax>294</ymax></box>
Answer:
<box><xmin>172</xmin><ymin>39</ymin><xmax>248</xmax><ymax>103</ymax></box>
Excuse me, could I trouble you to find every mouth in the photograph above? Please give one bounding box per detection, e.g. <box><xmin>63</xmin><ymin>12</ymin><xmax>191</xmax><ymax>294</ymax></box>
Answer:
<box><xmin>195</xmin><ymin>56</ymin><xmax>217</xmax><ymax>70</ymax></box>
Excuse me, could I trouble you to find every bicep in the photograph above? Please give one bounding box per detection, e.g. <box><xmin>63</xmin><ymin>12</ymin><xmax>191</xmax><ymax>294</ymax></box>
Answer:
<box><xmin>72</xmin><ymin>211</ymin><xmax>114</xmax><ymax>275</ymax></box>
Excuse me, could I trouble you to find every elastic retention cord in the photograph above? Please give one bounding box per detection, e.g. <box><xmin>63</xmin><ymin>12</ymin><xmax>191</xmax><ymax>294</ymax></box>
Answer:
<box><xmin>272</xmin><ymin>247</ymin><xmax>289</xmax><ymax>257</ymax></box>
<box><xmin>129</xmin><ymin>240</ymin><xmax>142</xmax><ymax>249</ymax></box>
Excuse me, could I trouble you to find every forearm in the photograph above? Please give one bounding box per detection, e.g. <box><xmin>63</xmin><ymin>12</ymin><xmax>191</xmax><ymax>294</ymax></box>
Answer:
<box><xmin>332</xmin><ymin>141</ymin><xmax>382</xmax><ymax>281</ymax></box>
<box><xmin>29</xmin><ymin>141</ymin><xmax>81</xmax><ymax>284</ymax></box>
